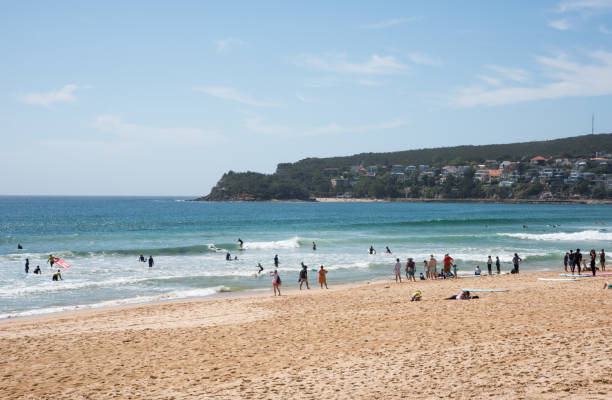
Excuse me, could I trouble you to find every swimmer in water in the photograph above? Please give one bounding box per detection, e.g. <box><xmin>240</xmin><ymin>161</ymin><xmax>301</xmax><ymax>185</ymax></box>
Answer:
<box><xmin>312</xmin><ymin>241</ymin><xmax>317</xmax><ymax>251</ymax></box>
<box><xmin>385</xmin><ymin>246</ymin><xmax>392</xmax><ymax>254</ymax></box>
<box><xmin>369</xmin><ymin>246</ymin><xmax>376</xmax><ymax>255</ymax></box>
<box><xmin>226</xmin><ymin>252</ymin><xmax>231</xmax><ymax>261</ymax></box>
<box><xmin>238</xmin><ymin>238</ymin><xmax>244</xmax><ymax>249</ymax></box>
<box><xmin>139</xmin><ymin>254</ymin><xmax>145</xmax><ymax>262</ymax></box>
<box><xmin>34</xmin><ymin>265</ymin><xmax>41</xmax><ymax>274</ymax></box>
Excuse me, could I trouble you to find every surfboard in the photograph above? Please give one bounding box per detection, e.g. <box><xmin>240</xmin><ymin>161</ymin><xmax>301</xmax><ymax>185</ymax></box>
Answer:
<box><xmin>559</xmin><ymin>273</ymin><xmax>591</xmax><ymax>277</ymax></box>
<box><xmin>461</xmin><ymin>288</ymin><xmax>508</xmax><ymax>292</ymax></box>
<box><xmin>538</xmin><ymin>278</ymin><xmax>578</xmax><ymax>281</ymax></box>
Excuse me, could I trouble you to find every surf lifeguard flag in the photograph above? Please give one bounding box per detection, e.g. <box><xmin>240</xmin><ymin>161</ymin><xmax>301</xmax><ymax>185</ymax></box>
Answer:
<box><xmin>53</xmin><ymin>258</ymin><xmax>71</xmax><ymax>269</ymax></box>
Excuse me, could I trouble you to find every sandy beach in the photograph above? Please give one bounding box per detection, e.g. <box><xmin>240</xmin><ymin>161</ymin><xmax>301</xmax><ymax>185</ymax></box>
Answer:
<box><xmin>1</xmin><ymin>271</ymin><xmax>611</xmax><ymax>399</ymax></box>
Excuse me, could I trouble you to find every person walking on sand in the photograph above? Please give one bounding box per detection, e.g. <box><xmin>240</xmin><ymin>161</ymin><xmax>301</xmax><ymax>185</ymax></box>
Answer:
<box><xmin>495</xmin><ymin>256</ymin><xmax>501</xmax><ymax>275</ymax></box>
<box><xmin>274</xmin><ymin>254</ymin><xmax>279</xmax><ymax>268</ymax></box>
<box><xmin>299</xmin><ymin>263</ymin><xmax>310</xmax><ymax>290</ymax></box>
<box><xmin>443</xmin><ymin>254</ymin><xmax>453</xmax><ymax>277</ymax></box>
<box><xmin>406</xmin><ymin>258</ymin><xmax>416</xmax><ymax>281</ymax></box>
<box><xmin>25</xmin><ymin>258</ymin><xmax>29</xmax><ymax>274</ymax></box>
<box><xmin>394</xmin><ymin>258</ymin><xmax>402</xmax><ymax>283</ymax></box>
<box><xmin>512</xmin><ymin>253</ymin><xmax>521</xmax><ymax>274</ymax></box>
<box><xmin>272</xmin><ymin>269</ymin><xmax>281</xmax><ymax>296</ymax></box>
<box><xmin>428</xmin><ymin>255</ymin><xmax>437</xmax><ymax>279</ymax></box>
<box><xmin>487</xmin><ymin>256</ymin><xmax>493</xmax><ymax>276</ymax></box>
<box><xmin>599</xmin><ymin>249</ymin><xmax>606</xmax><ymax>272</ymax></box>
<box><xmin>318</xmin><ymin>265</ymin><xmax>328</xmax><ymax>289</ymax></box>
<box><xmin>148</xmin><ymin>255</ymin><xmax>154</xmax><ymax>268</ymax></box>
<box><xmin>590</xmin><ymin>249</ymin><xmax>597</xmax><ymax>277</ymax></box>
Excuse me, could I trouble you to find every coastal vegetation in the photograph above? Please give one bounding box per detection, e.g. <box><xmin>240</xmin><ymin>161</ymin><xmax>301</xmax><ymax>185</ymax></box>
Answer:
<box><xmin>197</xmin><ymin>134</ymin><xmax>612</xmax><ymax>201</ymax></box>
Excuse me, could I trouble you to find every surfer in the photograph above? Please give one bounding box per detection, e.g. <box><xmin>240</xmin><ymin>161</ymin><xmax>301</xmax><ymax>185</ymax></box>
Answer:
<box><xmin>318</xmin><ymin>265</ymin><xmax>328</xmax><ymax>289</ymax></box>
<box><xmin>512</xmin><ymin>253</ymin><xmax>521</xmax><ymax>274</ymax></box>
<box><xmin>148</xmin><ymin>255</ymin><xmax>154</xmax><ymax>268</ymax></box>
<box><xmin>522</xmin><ymin>225</ymin><xmax>528</xmax><ymax>229</ymax></box>
<box><xmin>385</xmin><ymin>246</ymin><xmax>392</xmax><ymax>254</ymax></box>
<box><xmin>257</xmin><ymin>263</ymin><xmax>264</xmax><ymax>274</ymax></box>
<box><xmin>600</xmin><ymin>249</ymin><xmax>606</xmax><ymax>272</ymax></box>
<box><xmin>52</xmin><ymin>269</ymin><xmax>62</xmax><ymax>281</ymax></box>
<box><xmin>139</xmin><ymin>254</ymin><xmax>145</xmax><ymax>262</ymax></box>
<box><xmin>393</xmin><ymin>258</ymin><xmax>402</xmax><ymax>283</ymax></box>
<box><xmin>369</xmin><ymin>246</ymin><xmax>376</xmax><ymax>255</ymax></box>
<box><xmin>25</xmin><ymin>258</ymin><xmax>29</xmax><ymax>274</ymax></box>
<box><xmin>17</xmin><ymin>244</ymin><xmax>23</xmax><ymax>250</ymax></box>
<box><xmin>33</xmin><ymin>265</ymin><xmax>41</xmax><ymax>274</ymax></box>
<box><xmin>495</xmin><ymin>256</ymin><xmax>501</xmax><ymax>274</ymax></box>
<box><xmin>312</xmin><ymin>241</ymin><xmax>317</xmax><ymax>251</ymax></box>
<box><xmin>299</xmin><ymin>263</ymin><xmax>310</xmax><ymax>290</ymax></box>
<box><xmin>274</xmin><ymin>254</ymin><xmax>279</xmax><ymax>268</ymax></box>
<box><xmin>238</xmin><ymin>238</ymin><xmax>244</xmax><ymax>249</ymax></box>
<box><xmin>48</xmin><ymin>254</ymin><xmax>55</xmax><ymax>268</ymax></box>
<box><xmin>272</xmin><ymin>269</ymin><xmax>281</xmax><ymax>296</ymax></box>
<box><xmin>411</xmin><ymin>291</ymin><xmax>422</xmax><ymax>301</ymax></box>
<box><xmin>226</xmin><ymin>252</ymin><xmax>231</xmax><ymax>261</ymax></box>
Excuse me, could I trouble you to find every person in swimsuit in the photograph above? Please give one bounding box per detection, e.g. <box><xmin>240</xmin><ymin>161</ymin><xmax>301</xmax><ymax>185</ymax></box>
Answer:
<box><xmin>563</xmin><ymin>252</ymin><xmax>569</xmax><ymax>272</ymax></box>
<box><xmin>318</xmin><ymin>265</ymin><xmax>328</xmax><ymax>289</ymax></box>
<box><xmin>487</xmin><ymin>256</ymin><xmax>493</xmax><ymax>276</ymax></box>
<box><xmin>225</xmin><ymin>252</ymin><xmax>231</xmax><ymax>261</ymax></box>
<box><xmin>369</xmin><ymin>246</ymin><xmax>376</xmax><ymax>255</ymax></box>
<box><xmin>590</xmin><ymin>249</ymin><xmax>597</xmax><ymax>277</ymax></box>
<box><xmin>312</xmin><ymin>241</ymin><xmax>317</xmax><ymax>251</ymax></box>
<box><xmin>393</xmin><ymin>258</ymin><xmax>402</xmax><ymax>283</ymax></box>
<box><xmin>139</xmin><ymin>254</ymin><xmax>145</xmax><ymax>262</ymax></box>
<box><xmin>495</xmin><ymin>256</ymin><xmax>501</xmax><ymax>274</ymax></box>
<box><xmin>148</xmin><ymin>255</ymin><xmax>154</xmax><ymax>268</ymax></box>
<box><xmin>238</xmin><ymin>238</ymin><xmax>244</xmax><ymax>249</ymax></box>
<box><xmin>600</xmin><ymin>249</ymin><xmax>606</xmax><ymax>272</ymax></box>
<box><xmin>272</xmin><ymin>269</ymin><xmax>281</xmax><ymax>296</ymax></box>
<box><xmin>428</xmin><ymin>255</ymin><xmax>437</xmax><ymax>279</ymax></box>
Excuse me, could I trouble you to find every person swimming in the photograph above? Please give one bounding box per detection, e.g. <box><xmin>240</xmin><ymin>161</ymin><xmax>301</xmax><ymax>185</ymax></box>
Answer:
<box><xmin>52</xmin><ymin>269</ymin><xmax>62</xmax><ymax>281</ymax></box>
<box><xmin>139</xmin><ymin>254</ymin><xmax>145</xmax><ymax>262</ymax></box>
<box><xmin>385</xmin><ymin>246</ymin><xmax>392</xmax><ymax>254</ymax></box>
<box><xmin>238</xmin><ymin>238</ymin><xmax>244</xmax><ymax>249</ymax></box>
<box><xmin>33</xmin><ymin>265</ymin><xmax>41</xmax><ymax>274</ymax></box>
<box><xmin>17</xmin><ymin>244</ymin><xmax>23</xmax><ymax>250</ymax></box>
<box><xmin>226</xmin><ymin>252</ymin><xmax>231</xmax><ymax>261</ymax></box>
<box><xmin>312</xmin><ymin>241</ymin><xmax>317</xmax><ymax>251</ymax></box>
<box><xmin>369</xmin><ymin>246</ymin><xmax>376</xmax><ymax>255</ymax></box>
<box><xmin>257</xmin><ymin>263</ymin><xmax>264</xmax><ymax>274</ymax></box>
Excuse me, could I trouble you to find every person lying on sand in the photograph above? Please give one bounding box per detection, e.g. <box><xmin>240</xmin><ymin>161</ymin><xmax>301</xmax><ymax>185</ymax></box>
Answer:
<box><xmin>445</xmin><ymin>290</ymin><xmax>478</xmax><ymax>300</ymax></box>
<box><xmin>604</xmin><ymin>282</ymin><xmax>612</xmax><ymax>290</ymax></box>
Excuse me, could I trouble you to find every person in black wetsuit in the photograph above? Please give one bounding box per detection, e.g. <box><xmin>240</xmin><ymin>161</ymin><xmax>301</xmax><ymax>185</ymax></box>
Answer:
<box><xmin>34</xmin><ymin>265</ymin><xmax>41</xmax><ymax>274</ymax></box>
<box><xmin>139</xmin><ymin>254</ymin><xmax>145</xmax><ymax>262</ymax></box>
<box><xmin>238</xmin><ymin>238</ymin><xmax>244</xmax><ymax>249</ymax></box>
<box><xmin>274</xmin><ymin>254</ymin><xmax>279</xmax><ymax>268</ymax></box>
<box><xmin>369</xmin><ymin>246</ymin><xmax>376</xmax><ymax>255</ymax></box>
<box><xmin>312</xmin><ymin>241</ymin><xmax>317</xmax><ymax>251</ymax></box>
<box><xmin>495</xmin><ymin>256</ymin><xmax>501</xmax><ymax>274</ymax></box>
<box><xmin>226</xmin><ymin>252</ymin><xmax>231</xmax><ymax>261</ymax></box>
<box><xmin>572</xmin><ymin>249</ymin><xmax>582</xmax><ymax>274</ymax></box>
<box><xmin>52</xmin><ymin>269</ymin><xmax>62</xmax><ymax>281</ymax></box>
<box><xmin>590</xmin><ymin>249</ymin><xmax>597</xmax><ymax>277</ymax></box>
<box><xmin>148</xmin><ymin>255</ymin><xmax>154</xmax><ymax>268</ymax></box>
<box><xmin>25</xmin><ymin>258</ymin><xmax>29</xmax><ymax>274</ymax></box>
<box><xmin>17</xmin><ymin>244</ymin><xmax>23</xmax><ymax>250</ymax></box>
<box><xmin>257</xmin><ymin>263</ymin><xmax>264</xmax><ymax>274</ymax></box>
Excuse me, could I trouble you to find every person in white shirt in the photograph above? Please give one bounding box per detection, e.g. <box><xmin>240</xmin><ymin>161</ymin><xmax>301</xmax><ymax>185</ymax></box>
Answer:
<box><xmin>393</xmin><ymin>258</ymin><xmax>402</xmax><ymax>283</ymax></box>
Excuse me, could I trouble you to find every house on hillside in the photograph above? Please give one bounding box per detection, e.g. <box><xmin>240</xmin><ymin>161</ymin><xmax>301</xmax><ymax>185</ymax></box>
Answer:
<box><xmin>530</xmin><ymin>156</ymin><xmax>547</xmax><ymax>166</ymax></box>
<box><xmin>485</xmin><ymin>160</ymin><xmax>499</xmax><ymax>169</ymax></box>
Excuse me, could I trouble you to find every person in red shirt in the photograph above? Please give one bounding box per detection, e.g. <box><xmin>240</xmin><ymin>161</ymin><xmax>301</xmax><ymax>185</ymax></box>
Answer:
<box><xmin>443</xmin><ymin>254</ymin><xmax>454</xmax><ymax>278</ymax></box>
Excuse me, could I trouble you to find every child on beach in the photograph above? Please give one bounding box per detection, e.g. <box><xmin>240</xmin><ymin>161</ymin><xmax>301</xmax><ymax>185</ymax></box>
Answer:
<box><xmin>411</xmin><ymin>291</ymin><xmax>422</xmax><ymax>301</ymax></box>
<box><xmin>272</xmin><ymin>270</ymin><xmax>281</xmax><ymax>296</ymax></box>
<box><xmin>452</xmin><ymin>263</ymin><xmax>458</xmax><ymax>279</ymax></box>
<box><xmin>475</xmin><ymin>265</ymin><xmax>481</xmax><ymax>276</ymax></box>
<box><xmin>318</xmin><ymin>265</ymin><xmax>328</xmax><ymax>289</ymax></box>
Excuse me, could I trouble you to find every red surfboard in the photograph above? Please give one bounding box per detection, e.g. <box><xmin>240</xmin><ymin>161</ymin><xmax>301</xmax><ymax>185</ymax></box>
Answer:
<box><xmin>53</xmin><ymin>258</ymin><xmax>71</xmax><ymax>269</ymax></box>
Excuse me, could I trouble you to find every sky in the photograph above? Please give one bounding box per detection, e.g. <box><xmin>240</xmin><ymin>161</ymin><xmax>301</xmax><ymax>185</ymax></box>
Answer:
<box><xmin>1</xmin><ymin>0</ymin><xmax>612</xmax><ymax>196</ymax></box>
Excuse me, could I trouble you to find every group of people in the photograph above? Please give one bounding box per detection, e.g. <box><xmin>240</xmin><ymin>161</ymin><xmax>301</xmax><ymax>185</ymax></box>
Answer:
<box><xmin>22</xmin><ymin>255</ymin><xmax>60</xmax><ymax>280</ymax></box>
<box><xmin>563</xmin><ymin>249</ymin><xmax>605</xmax><ymax>276</ymax></box>
<box><xmin>270</xmin><ymin>261</ymin><xmax>329</xmax><ymax>296</ymax></box>
<box><xmin>138</xmin><ymin>254</ymin><xmax>155</xmax><ymax>267</ymax></box>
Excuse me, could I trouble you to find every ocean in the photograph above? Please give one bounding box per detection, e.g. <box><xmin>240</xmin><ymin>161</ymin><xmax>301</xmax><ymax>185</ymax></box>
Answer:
<box><xmin>1</xmin><ymin>196</ymin><xmax>611</xmax><ymax>319</ymax></box>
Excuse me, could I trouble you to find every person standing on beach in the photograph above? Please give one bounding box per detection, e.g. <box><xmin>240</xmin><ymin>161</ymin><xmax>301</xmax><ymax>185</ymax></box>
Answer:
<box><xmin>495</xmin><ymin>256</ymin><xmax>501</xmax><ymax>275</ymax></box>
<box><xmin>25</xmin><ymin>258</ymin><xmax>29</xmax><ymax>274</ymax></box>
<box><xmin>274</xmin><ymin>254</ymin><xmax>279</xmax><ymax>268</ymax></box>
<box><xmin>428</xmin><ymin>255</ymin><xmax>437</xmax><ymax>279</ymax></box>
<box><xmin>318</xmin><ymin>265</ymin><xmax>328</xmax><ymax>289</ymax></box>
<box><xmin>487</xmin><ymin>256</ymin><xmax>493</xmax><ymax>276</ymax></box>
<box><xmin>512</xmin><ymin>253</ymin><xmax>521</xmax><ymax>274</ymax></box>
<box><xmin>299</xmin><ymin>263</ymin><xmax>310</xmax><ymax>290</ymax></box>
<box><xmin>272</xmin><ymin>269</ymin><xmax>281</xmax><ymax>296</ymax></box>
<box><xmin>393</xmin><ymin>258</ymin><xmax>402</xmax><ymax>283</ymax></box>
<box><xmin>600</xmin><ymin>249</ymin><xmax>606</xmax><ymax>272</ymax></box>
<box><xmin>590</xmin><ymin>249</ymin><xmax>597</xmax><ymax>277</ymax></box>
<box><xmin>406</xmin><ymin>258</ymin><xmax>416</xmax><ymax>281</ymax></box>
<box><xmin>148</xmin><ymin>255</ymin><xmax>154</xmax><ymax>268</ymax></box>
<box><xmin>423</xmin><ymin>260</ymin><xmax>429</xmax><ymax>279</ymax></box>
<box><xmin>572</xmin><ymin>249</ymin><xmax>582</xmax><ymax>274</ymax></box>
<box><xmin>563</xmin><ymin>252</ymin><xmax>569</xmax><ymax>272</ymax></box>
<box><xmin>443</xmin><ymin>254</ymin><xmax>453</xmax><ymax>278</ymax></box>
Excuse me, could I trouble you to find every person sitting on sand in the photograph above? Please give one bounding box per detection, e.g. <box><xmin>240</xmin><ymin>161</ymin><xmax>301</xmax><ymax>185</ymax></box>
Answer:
<box><xmin>393</xmin><ymin>258</ymin><xmax>402</xmax><ymax>283</ymax></box>
<box><xmin>299</xmin><ymin>263</ymin><xmax>310</xmax><ymax>290</ymax></box>
<box><xmin>411</xmin><ymin>291</ymin><xmax>422</xmax><ymax>301</ymax></box>
<box><xmin>475</xmin><ymin>265</ymin><xmax>481</xmax><ymax>276</ymax></box>
<box><xmin>445</xmin><ymin>290</ymin><xmax>478</xmax><ymax>300</ymax></box>
<box><xmin>33</xmin><ymin>265</ymin><xmax>41</xmax><ymax>274</ymax></box>
<box><xmin>272</xmin><ymin>269</ymin><xmax>281</xmax><ymax>296</ymax></box>
<box><xmin>52</xmin><ymin>269</ymin><xmax>62</xmax><ymax>281</ymax></box>
<box><xmin>318</xmin><ymin>265</ymin><xmax>328</xmax><ymax>289</ymax></box>
<box><xmin>419</xmin><ymin>272</ymin><xmax>425</xmax><ymax>280</ymax></box>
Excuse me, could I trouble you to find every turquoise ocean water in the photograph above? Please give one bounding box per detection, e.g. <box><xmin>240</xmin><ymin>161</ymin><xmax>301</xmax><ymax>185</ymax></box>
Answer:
<box><xmin>1</xmin><ymin>196</ymin><xmax>611</xmax><ymax>318</ymax></box>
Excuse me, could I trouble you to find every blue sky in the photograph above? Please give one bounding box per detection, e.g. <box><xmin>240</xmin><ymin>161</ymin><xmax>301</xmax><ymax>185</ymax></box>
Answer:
<box><xmin>2</xmin><ymin>1</ymin><xmax>612</xmax><ymax>195</ymax></box>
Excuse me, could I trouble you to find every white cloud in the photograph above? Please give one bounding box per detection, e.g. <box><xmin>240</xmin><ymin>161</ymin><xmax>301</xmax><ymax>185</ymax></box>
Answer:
<box><xmin>558</xmin><ymin>0</ymin><xmax>612</xmax><ymax>12</ymax></box>
<box><xmin>600</xmin><ymin>24</ymin><xmax>612</xmax><ymax>33</ymax></box>
<box><xmin>363</xmin><ymin>17</ymin><xmax>423</xmax><ymax>29</ymax></box>
<box><xmin>244</xmin><ymin>114</ymin><xmax>406</xmax><ymax>137</ymax></box>
<box><xmin>194</xmin><ymin>87</ymin><xmax>279</xmax><ymax>107</ymax></box>
<box><xmin>19</xmin><ymin>84</ymin><xmax>81</xmax><ymax>106</ymax></box>
<box><xmin>296</xmin><ymin>94</ymin><xmax>313</xmax><ymax>103</ymax></box>
<box><xmin>214</xmin><ymin>38</ymin><xmax>246</xmax><ymax>53</ymax></box>
<box><xmin>94</xmin><ymin>115</ymin><xmax>221</xmax><ymax>143</ymax></box>
<box><xmin>294</xmin><ymin>53</ymin><xmax>407</xmax><ymax>75</ymax></box>
<box><xmin>407</xmin><ymin>52</ymin><xmax>441</xmax><ymax>67</ymax></box>
<box><xmin>485</xmin><ymin>65</ymin><xmax>529</xmax><ymax>83</ymax></box>
<box><xmin>477</xmin><ymin>75</ymin><xmax>502</xmax><ymax>86</ymax></box>
<box><xmin>449</xmin><ymin>50</ymin><xmax>612</xmax><ymax>107</ymax></box>
<box><xmin>548</xmin><ymin>19</ymin><xmax>571</xmax><ymax>30</ymax></box>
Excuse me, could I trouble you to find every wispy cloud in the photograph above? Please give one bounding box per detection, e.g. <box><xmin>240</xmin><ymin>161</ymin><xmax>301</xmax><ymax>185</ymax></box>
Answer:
<box><xmin>548</xmin><ymin>19</ymin><xmax>571</xmax><ymax>30</ymax></box>
<box><xmin>363</xmin><ymin>16</ymin><xmax>423</xmax><ymax>29</ymax></box>
<box><xmin>214</xmin><ymin>38</ymin><xmax>246</xmax><ymax>53</ymax></box>
<box><xmin>294</xmin><ymin>53</ymin><xmax>407</xmax><ymax>75</ymax></box>
<box><xmin>94</xmin><ymin>115</ymin><xmax>221</xmax><ymax>143</ymax></box>
<box><xmin>194</xmin><ymin>87</ymin><xmax>279</xmax><ymax>107</ymax></box>
<box><xmin>19</xmin><ymin>84</ymin><xmax>82</xmax><ymax>106</ymax></box>
<box><xmin>558</xmin><ymin>0</ymin><xmax>612</xmax><ymax>13</ymax></box>
<box><xmin>244</xmin><ymin>114</ymin><xmax>406</xmax><ymax>137</ymax></box>
<box><xmin>485</xmin><ymin>65</ymin><xmax>529</xmax><ymax>83</ymax></box>
<box><xmin>449</xmin><ymin>50</ymin><xmax>612</xmax><ymax>107</ymax></box>
<box><xmin>477</xmin><ymin>75</ymin><xmax>502</xmax><ymax>86</ymax></box>
<box><xmin>600</xmin><ymin>24</ymin><xmax>612</xmax><ymax>33</ymax></box>
<box><xmin>407</xmin><ymin>52</ymin><xmax>441</xmax><ymax>67</ymax></box>
<box><xmin>296</xmin><ymin>94</ymin><xmax>313</xmax><ymax>103</ymax></box>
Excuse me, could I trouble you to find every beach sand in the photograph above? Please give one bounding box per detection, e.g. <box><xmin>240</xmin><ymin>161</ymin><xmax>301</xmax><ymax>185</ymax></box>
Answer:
<box><xmin>1</xmin><ymin>272</ymin><xmax>611</xmax><ymax>399</ymax></box>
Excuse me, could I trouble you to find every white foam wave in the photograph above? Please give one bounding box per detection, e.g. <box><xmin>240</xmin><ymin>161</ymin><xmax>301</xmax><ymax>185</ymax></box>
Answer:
<box><xmin>498</xmin><ymin>230</ymin><xmax>612</xmax><ymax>242</ymax></box>
<box><xmin>0</xmin><ymin>285</ymin><xmax>230</xmax><ymax>320</ymax></box>
<box><xmin>243</xmin><ymin>236</ymin><xmax>301</xmax><ymax>250</ymax></box>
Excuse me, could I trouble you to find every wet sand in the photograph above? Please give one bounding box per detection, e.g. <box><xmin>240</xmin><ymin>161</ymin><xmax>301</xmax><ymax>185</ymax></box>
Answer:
<box><xmin>1</xmin><ymin>271</ymin><xmax>611</xmax><ymax>399</ymax></box>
